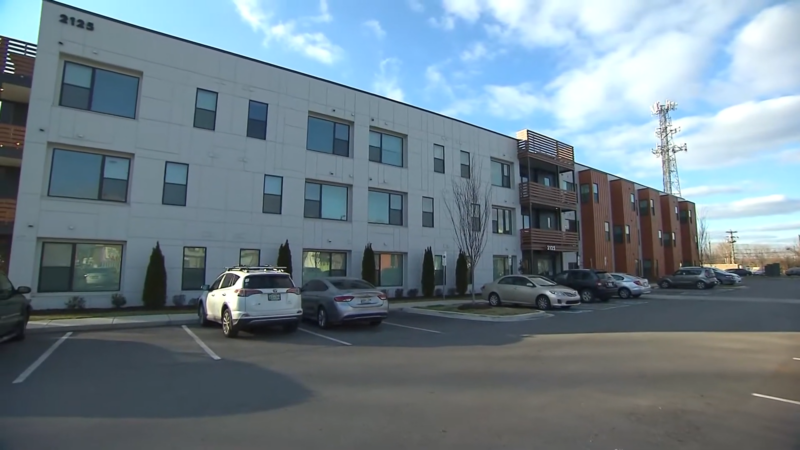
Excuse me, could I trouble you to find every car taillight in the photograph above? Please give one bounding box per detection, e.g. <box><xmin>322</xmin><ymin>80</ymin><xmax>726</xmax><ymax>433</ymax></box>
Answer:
<box><xmin>377</xmin><ymin>294</ymin><xmax>387</xmax><ymax>300</ymax></box>
<box><xmin>596</xmin><ymin>281</ymin><xmax>602</xmax><ymax>286</ymax></box>
<box><xmin>634</xmin><ymin>280</ymin><xmax>643</xmax><ymax>286</ymax></box>
<box><xmin>235</xmin><ymin>289</ymin><xmax>262</xmax><ymax>297</ymax></box>
<box><xmin>334</xmin><ymin>295</ymin><xmax>354</xmax><ymax>302</ymax></box>
<box><xmin>286</xmin><ymin>287</ymin><xmax>300</xmax><ymax>294</ymax></box>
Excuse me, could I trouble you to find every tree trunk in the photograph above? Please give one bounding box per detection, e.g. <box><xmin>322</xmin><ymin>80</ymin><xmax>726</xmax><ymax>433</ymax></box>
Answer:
<box><xmin>470</xmin><ymin>266</ymin><xmax>476</xmax><ymax>303</ymax></box>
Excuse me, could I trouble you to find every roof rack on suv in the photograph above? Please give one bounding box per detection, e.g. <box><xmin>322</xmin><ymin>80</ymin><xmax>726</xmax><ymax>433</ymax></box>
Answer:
<box><xmin>225</xmin><ymin>265</ymin><xmax>288</xmax><ymax>273</ymax></box>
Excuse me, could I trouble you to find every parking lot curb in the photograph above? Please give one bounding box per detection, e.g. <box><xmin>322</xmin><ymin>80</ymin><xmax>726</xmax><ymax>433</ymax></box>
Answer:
<box><xmin>402</xmin><ymin>306</ymin><xmax>553</xmax><ymax>322</ymax></box>
<box><xmin>27</xmin><ymin>315</ymin><xmax>197</xmax><ymax>335</ymax></box>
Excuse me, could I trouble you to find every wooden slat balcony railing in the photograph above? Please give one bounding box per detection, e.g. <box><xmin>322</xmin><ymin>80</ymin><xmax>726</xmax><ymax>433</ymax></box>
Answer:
<box><xmin>519</xmin><ymin>181</ymin><xmax>578</xmax><ymax>210</ymax></box>
<box><xmin>515</xmin><ymin>129</ymin><xmax>575</xmax><ymax>170</ymax></box>
<box><xmin>0</xmin><ymin>198</ymin><xmax>16</xmax><ymax>223</ymax></box>
<box><xmin>1</xmin><ymin>36</ymin><xmax>37</xmax><ymax>79</ymax></box>
<box><xmin>0</xmin><ymin>123</ymin><xmax>25</xmax><ymax>150</ymax></box>
<box><xmin>520</xmin><ymin>228</ymin><xmax>580</xmax><ymax>252</ymax></box>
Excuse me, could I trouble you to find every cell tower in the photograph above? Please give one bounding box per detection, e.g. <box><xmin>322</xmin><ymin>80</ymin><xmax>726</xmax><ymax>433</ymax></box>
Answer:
<box><xmin>651</xmin><ymin>100</ymin><xmax>688</xmax><ymax>196</ymax></box>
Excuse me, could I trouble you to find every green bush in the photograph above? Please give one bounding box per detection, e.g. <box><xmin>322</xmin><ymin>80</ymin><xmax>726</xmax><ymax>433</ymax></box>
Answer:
<box><xmin>455</xmin><ymin>251</ymin><xmax>469</xmax><ymax>296</ymax></box>
<box><xmin>362</xmin><ymin>243</ymin><xmax>376</xmax><ymax>285</ymax></box>
<box><xmin>142</xmin><ymin>242</ymin><xmax>167</xmax><ymax>309</ymax></box>
<box><xmin>421</xmin><ymin>247</ymin><xmax>435</xmax><ymax>297</ymax></box>
<box><xmin>277</xmin><ymin>240</ymin><xmax>294</xmax><ymax>276</ymax></box>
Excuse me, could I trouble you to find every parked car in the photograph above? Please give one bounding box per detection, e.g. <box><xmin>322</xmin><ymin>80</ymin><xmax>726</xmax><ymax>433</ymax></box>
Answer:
<box><xmin>198</xmin><ymin>265</ymin><xmax>303</xmax><ymax>338</ymax></box>
<box><xmin>752</xmin><ymin>269</ymin><xmax>765</xmax><ymax>276</ymax></box>
<box><xmin>481</xmin><ymin>275</ymin><xmax>580</xmax><ymax>310</ymax></box>
<box><xmin>300</xmin><ymin>277</ymin><xmax>388</xmax><ymax>328</ymax></box>
<box><xmin>553</xmin><ymin>269</ymin><xmax>617</xmax><ymax>303</ymax></box>
<box><xmin>0</xmin><ymin>272</ymin><xmax>32</xmax><ymax>344</ymax></box>
<box><xmin>657</xmin><ymin>267</ymin><xmax>718</xmax><ymax>290</ymax></box>
<box><xmin>713</xmin><ymin>269</ymin><xmax>741</xmax><ymax>285</ymax></box>
<box><xmin>785</xmin><ymin>267</ymin><xmax>800</xmax><ymax>276</ymax></box>
<box><xmin>726</xmin><ymin>268</ymin><xmax>751</xmax><ymax>277</ymax></box>
<box><xmin>609</xmin><ymin>273</ymin><xmax>651</xmax><ymax>299</ymax></box>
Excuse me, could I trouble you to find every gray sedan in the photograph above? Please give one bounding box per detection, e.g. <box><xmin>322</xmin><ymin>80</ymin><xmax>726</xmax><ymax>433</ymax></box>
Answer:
<box><xmin>609</xmin><ymin>273</ymin><xmax>651</xmax><ymax>299</ymax></box>
<box><xmin>299</xmin><ymin>277</ymin><xmax>389</xmax><ymax>328</ymax></box>
<box><xmin>481</xmin><ymin>274</ymin><xmax>580</xmax><ymax>310</ymax></box>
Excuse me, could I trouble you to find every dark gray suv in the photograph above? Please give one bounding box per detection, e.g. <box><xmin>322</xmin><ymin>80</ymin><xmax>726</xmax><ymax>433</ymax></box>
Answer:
<box><xmin>657</xmin><ymin>267</ymin><xmax>718</xmax><ymax>290</ymax></box>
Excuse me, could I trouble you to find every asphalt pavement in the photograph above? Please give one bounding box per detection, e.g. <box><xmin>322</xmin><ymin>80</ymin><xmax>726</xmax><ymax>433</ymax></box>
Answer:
<box><xmin>1</xmin><ymin>296</ymin><xmax>798</xmax><ymax>450</ymax></box>
<box><xmin>655</xmin><ymin>275</ymin><xmax>799</xmax><ymax>299</ymax></box>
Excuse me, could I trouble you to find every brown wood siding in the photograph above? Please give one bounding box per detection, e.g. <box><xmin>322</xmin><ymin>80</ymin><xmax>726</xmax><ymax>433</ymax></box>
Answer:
<box><xmin>610</xmin><ymin>179</ymin><xmax>640</xmax><ymax>275</ymax></box>
<box><xmin>660</xmin><ymin>195</ymin><xmax>683</xmax><ymax>273</ymax></box>
<box><xmin>638</xmin><ymin>188</ymin><xmax>666</xmax><ymax>280</ymax></box>
<box><xmin>679</xmin><ymin>201</ymin><xmax>699</xmax><ymax>265</ymax></box>
<box><xmin>578</xmin><ymin>170</ymin><xmax>613</xmax><ymax>271</ymax></box>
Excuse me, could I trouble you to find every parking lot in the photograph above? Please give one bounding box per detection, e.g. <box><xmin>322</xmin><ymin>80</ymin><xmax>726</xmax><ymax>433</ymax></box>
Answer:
<box><xmin>1</xmin><ymin>297</ymin><xmax>799</xmax><ymax>450</ymax></box>
<box><xmin>654</xmin><ymin>275</ymin><xmax>799</xmax><ymax>299</ymax></box>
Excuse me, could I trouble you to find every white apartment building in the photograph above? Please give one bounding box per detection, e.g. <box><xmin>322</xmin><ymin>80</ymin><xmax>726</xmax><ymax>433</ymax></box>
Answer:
<box><xmin>9</xmin><ymin>1</ymin><xmax>589</xmax><ymax>308</ymax></box>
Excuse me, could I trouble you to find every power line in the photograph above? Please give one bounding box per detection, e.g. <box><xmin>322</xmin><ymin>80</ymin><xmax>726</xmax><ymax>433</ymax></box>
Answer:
<box><xmin>725</xmin><ymin>230</ymin><xmax>739</xmax><ymax>264</ymax></box>
<box><xmin>651</xmin><ymin>101</ymin><xmax>687</xmax><ymax>196</ymax></box>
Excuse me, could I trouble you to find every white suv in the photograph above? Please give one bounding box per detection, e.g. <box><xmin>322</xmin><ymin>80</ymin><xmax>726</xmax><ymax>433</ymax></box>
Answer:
<box><xmin>197</xmin><ymin>266</ymin><xmax>302</xmax><ymax>338</ymax></box>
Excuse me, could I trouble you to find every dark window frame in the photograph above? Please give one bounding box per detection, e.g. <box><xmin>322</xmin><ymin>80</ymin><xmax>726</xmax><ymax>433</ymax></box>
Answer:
<box><xmin>38</xmin><ymin>241</ymin><xmax>124</xmax><ymax>293</ymax></box>
<box><xmin>433</xmin><ymin>144</ymin><xmax>445</xmax><ymax>174</ymax></box>
<box><xmin>368</xmin><ymin>190</ymin><xmax>404</xmax><ymax>226</ymax></box>
<box><xmin>193</xmin><ymin>88</ymin><xmax>218</xmax><ymax>131</ymax></box>
<box><xmin>471</xmin><ymin>203</ymin><xmax>481</xmax><ymax>231</ymax></box>
<box><xmin>59</xmin><ymin>61</ymin><xmax>140</xmax><ymax>119</ymax></box>
<box><xmin>263</xmin><ymin>174</ymin><xmax>283</xmax><ymax>214</ymax></box>
<box><xmin>302</xmin><ymin>251</ymin><xmax>348</xmax><ymax>279</ymax></box>
<box><xmin>491</xmin><ymin>160</ymin><xmax>511</xmax><ymax>188</ymax></box>
<box><xmin>422</xmin><ymin>196</ymin><xmax>434</xmax><ymax>228</ymax></box>
<box><xmin>592</xmin><ymin>183</ymin><xmax>599</xmax><ymax>202</ymax></box>
<box><xmin>162</xmin><ymin>161</ymin><xmax>189</xmax><ymax>206</ymax></box>
<box><xmin>580</xmin><ymin>184</ymin><xmax>591</xmax><ymax>203</ymax></box>
<box><xmin>650</xmin><ymin>199</ymin><xmax>655</xmax><ymax>216</ymax></box>
<box><xmin>374</xmin><ymin>253</ymin><xmax>405</xmax><ymax>287</ymax></box>
<box><xmin>182</xmin><ymin>246</ymin><xmax>207</xmax><ymax>290</ymax></box>
<box><xmin>639</xmin><ymin>199</ymin><xmax>649</xmax><ymax>215</ymax></box>
<box><xmin>460</xmin><ymin>151</ymin><xmax>471</xmax><ymax>179</ymax></box>
<box><xmin>604</xmin><ymin>221</ymin><xmax>611</xmax><ymax>241</ymax></box>
<box><xmin>47</xmin><ymin>148</ymin><xmax>131</xmax><ymax>203</ymax></box>
<box><xmin>304</xmin><ymin>181</ymin><xmax>349</xmax><ymax>221</ymax></box>
<box><xmin>630</xmin><ymin>193</ymin><xmax>636</xmax><ymax>211</ymax></box>
<box><xmin>625</xmin><ymin>225</ymin><xmax>631</xmax><ymax>243</ymax></box>
<box><xmin>239</xmin><ymin>248</ymin><xmax>261</xmax><ymax>266</ymax></box>
<box><xmin>246</xmin><ymin>100</ymin><xmax>269</xmax><ymax>140</ymax></box>
<box><xmin>434</xmin><ymin>254</ymin><xmax>446</xmax><ymax>286</ymax></box>
<box><xmin>306</xmin><ymin>116</ymin><xmax>351</xmax><ymax>157</ymax></box>
<box><xmin>492</xmin><ymin>206</ymin><xmax>513</xmax><ymax>234</ymax></box>
<box><xmin>369</xmin><ymin>130</ymin><xmax>404</xmax><ymax>167</ymax></box>
<box><xmin>658</xmin><ymin>230</ymin><xmax>663</xmax><ymax>246</ymax></box>
<box><xmin>613</xmin><ymin>225</ymin><xmax>623</xmax><ymax>244</ymax></box>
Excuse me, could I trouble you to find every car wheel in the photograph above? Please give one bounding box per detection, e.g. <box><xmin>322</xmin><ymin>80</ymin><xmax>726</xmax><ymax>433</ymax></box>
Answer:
<box><xmin>659</xmin><ymin>281</ymin><xmax>671</xmax><ymax>289</ymax></box>
<box><xmin>221</xmin><ymin>308</ymin><xmax>239</xmax><ymax>338</ymax></box>
<box><xmin>535</xmin><ymin>295</ymin><xmax>551</xmax><ymax>311</ymax></box>
<box><xmin>488</xmin><ymin>293</ymin><xmax>502</xmax><ymax>307</ymax></box>
<box><xmin>369</xmin><ymin>320</ymin><xmax>383</xmax><ymax>326</ymax></box>
<box><xmin>618</xmin><ymin>288</ymin><xmax>631</xmax><ymax>299</ymax></box>
<box><xmin>580</xmin><ymin>289</ymin><xmax>594</xmax><ymax>303</ymax></box>
<box><xmin>695</xmin><ymin>281</ymin><xmax>706</xmax><ymax>290</ymax></box>
<box><xmin>317</xmin><ymin>307</ymin><xmax>330</xmax><ymax>329</ymax></box>
<box><xmin>198</xmin><ymin>302</ymin><xmax>212</xmax><ymax>327</ymax></box>
<box><xmin>283</xmin><ymin>320</ymin><xmax>299</xmax><ymax>333</ymax></box>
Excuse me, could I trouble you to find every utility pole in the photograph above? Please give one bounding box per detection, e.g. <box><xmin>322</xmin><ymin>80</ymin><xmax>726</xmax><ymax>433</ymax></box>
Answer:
<box><xmin>725</xmin><ymin>230</ymin><xmax>739</xmax><ymax>264</ymax></box>
<box><xmin>651</xmin><ymin>101</ymin><xmax>688</xmax><ymax>197</ymax></box>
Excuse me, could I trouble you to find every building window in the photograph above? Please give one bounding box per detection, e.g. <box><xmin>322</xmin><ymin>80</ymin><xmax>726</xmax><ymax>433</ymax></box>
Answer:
<box><xmin>368</xmin><ymin>190</ymin><xmax>403</xmax><ymax>226</ymax></box>
<box><xmin>493</xmin><ymin>256</ymin><xmax>514</xmax><ymax>280</ymax></box>
<box><xmin>613</xmin><ymin>225</ymin><xmax>623</xmax><ymax>244</ymax></box>
<box><xmin>434</xmin><ymin>255</ymin><xmax>445</xmax><ymax>285</ymax></box>
<box><xmin>592</xmin><ymin>183</ymin><xmax>599</xmax><ymax>202</ymax></box>
<box><xmin>630</xmin><ymin>193</ymin><xmax>636</xmax><ymax>211</ymax></box>
<box><xmin>182</xmin><ymin>247</ymin><xmax>207</xmax><ymax>290</ymax></box>
<box><xmin>460</xmin><ymin>151</ymin><xmax>471</xmax><ymax>178</ymax></box>
<box><xmin>422</xmin><ymin>196</ymin><xmax>434</xmax><ymax>228</ymax></box>
<box><xmin>650</xmin><ymin>199</ymin><xmax>655</xmax><ymax>216</ymax></box>
<box><xmin>307</xmin><ymin>117</ymin><xmax>350</xmax><ymax>157</ymax></box>
<box><xmin>59</xmin><ymin>61</ymin><xmax>139</xmax><ymax>119</ymax></box>
<box><xmin>680</xmin><ymin>210</ymin><xmax>689</xmax><ymax>223</ymax></box>
<box><xmin>580</xmin><ymin>184</ymin><xmax>591</xmax><ymax>204</ymax></box>
<box><xmin>604</xmin><ymin>222</ymin><xmax>611</xmax><ymax>241</ymax></box>
<box><xmin>302</xmin><ymin>251</ymin><xmax>347</xmax><ymax>281</ymax></box>
<box><xmin>239</xmin><ymin>249</ymin><xmax>260</xmax><ymax>266</ymax></box>
<box><xmin>433</xmin><ymin>144</ymin><xmax>445</xmax><ymax>173</ymax></box>
<box><xmin>675</xmin><ymin>206</ymin><xmax>679</xmax><ymax>220</ymax></box>
<box><xmin>38</xmin><ymin>242</ymin><xmax>123</xmax><ymax>292</ymax></box>
<box><xmin>491</xmin><ymin>160</ymin><xmax>511</xmax><ymax>188</ymax></box>
<box><xmin>688</xmin><ymin>209</ymin><xmax>693</xmax><ymax>223</ymax></box>
<box><xmin>247</xmin><ymin>100</ymin><xmax>268</xmax><ymax>139</ymax></box>
<box><xmin>0</xmin><ymin>100</ymin><xmax>29</xmax><ymax>126</ymax></box>
<box><xmin>658</xmin><ymin>230</ymin><xmax>663</xmax><ymax>246</ymax></box>
<box><xmin>672</xmin><ymin>231</ymin><xmax>677</xmax><ymax>247</ymax></box>
<box><xmin>639</xmin><ymin>199</ymin><xmax>649</xmax><ymax>215</ymax></box>
<box><xmin>48</xmin><ymin>149</ymin><xmax>130</xmax><ymax>202</ymax></box>
<box><xmin>472</xmin><ymin>203</ymin><xmax>481</xmax><ymax>231</ymax></box>
<box><xmin>369</xmin><ymin>130</ymin><xmax>403</xmax><ymax>167</ymax></box>
<box><xmin>625</xmin><ymin>225</ymin><xmax>631</xmax><ymax>243</ymax></box>
<box><xmin>375</xmin><ymin>253</ymin><xmax>404</xmax><ymax>286</ymax></box>
<box><xmin>162</xmin><ymin>162</ymin><xmax>188</xmax><ymax>206</ymax></box>
<box><xmin>193</xmin><ymin>89</ymin><xmax>218</xmax><ymax>130</ymax></box>
<box><xmin>492</xmin><ymin>207</ymin><xmax>513</xmax><ymax>234</ymax></box>
<box><xmin>263</xmin><ymin>175</ymin><xmax>283</xmax><ymax>214</ymax></box>
<box><xmin>304</xmin><ymin>182</ymin><xmax>348</xmax><ymax>221</ymax></box>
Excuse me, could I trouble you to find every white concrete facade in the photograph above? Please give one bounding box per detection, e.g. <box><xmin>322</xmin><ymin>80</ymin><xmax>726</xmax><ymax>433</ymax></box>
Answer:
<box><xmin>11</xmin><ymin>1</ymin><xmax>574</xmax><ymax>308</ymax></box>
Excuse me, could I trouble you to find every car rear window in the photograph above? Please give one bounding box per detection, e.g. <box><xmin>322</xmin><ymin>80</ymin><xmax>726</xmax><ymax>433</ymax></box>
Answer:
<box><xmin>595</xmin><ymin>271</ymin><xmax>612</xmax><ymax>279</ymax></box>
<box><xmin>330</xmin><ymin>279</ymin><xmax>376</xmax><ymax>290</ymax></box>
<box><xmin>243</xmin><ymin>274</ymin><xmax>294</xmax><ymax>289</ymax></box>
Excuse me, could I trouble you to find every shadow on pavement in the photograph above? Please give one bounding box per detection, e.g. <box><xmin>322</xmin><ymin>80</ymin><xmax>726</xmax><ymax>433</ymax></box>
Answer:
<box><xmin>0</xmin><ymin>338</ymin><xmax>312</xmax><ymax>419</ymax></box>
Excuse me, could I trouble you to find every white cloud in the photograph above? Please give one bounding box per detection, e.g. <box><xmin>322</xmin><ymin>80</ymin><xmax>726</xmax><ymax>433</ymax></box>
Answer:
<box><xmin>484</xmin><ymin>84</ymin><xmax>548</xmax><ymax>120</ymax></box>
<box><xmin>701</xmin><ymin>195</ymin><xmax>800</xmax><ymax>220</ymax></box>
<box><xmin>408</xmin><ymin>0</ymin><xmax>424</xmax><ymax>12</ymax></box>
<box><xmin>742</xmin><ymin>222</ymin><xmax>800</xmax><ymax>233</ymax></box>
<box><xmin>373</xmin><ymin>58</ymin><xmax>405</xmax><ymax>102</ymax></box>
<box><xmin>460</xmin><ymin>42</ymin><xmax>489</xmax><ymax>62</ymax></box>
<box><xmin>363</xmin><ymin>20</ymin><xmax>386</xmax><ymax>39</ymax></box>
<box><xmin>231</xmin><ymin>0</ymin><xmax>342</xmax><ymax>64</ymax></box>
<box><xmin>680</xmin><ymin>184</ymin><xmax>747</xmax><ymax>198</ymax></box>
<box><xmin>428</xmin><ymin>16</ymin><xmax>455</xmax><ymax>30</ymax></box>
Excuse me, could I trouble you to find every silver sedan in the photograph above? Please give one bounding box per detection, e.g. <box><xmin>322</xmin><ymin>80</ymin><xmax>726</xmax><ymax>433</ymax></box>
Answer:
<box><xmin>609</xmin><ymin>273</ymin><xmax>651</xmax><ymax>299</ymax></box>
<box><xmin>299</xmin><ymin>277</ymin><xmax>389</xmax><ymax>328</ymax></box>
<box><xmin>482</xmin><ymin>274</ymin><xmax>580</xmax><ymax>310</ymax></box>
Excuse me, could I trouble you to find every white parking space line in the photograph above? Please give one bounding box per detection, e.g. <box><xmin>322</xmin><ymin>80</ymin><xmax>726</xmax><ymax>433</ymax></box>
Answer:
<box><xmin>752</xmin><ymin>393</ymin><xmax>800</xmax><ymax>406</ymax></box>
<box><xmin>181</xmin><ymin>325</ymin><xmax>222</xmax><ymax>360</ymax></box>
<box><xmin>12</xmin><ymin>332</ymin><xmax>72</xmax><ymax>384</ymax></box>
<box><xmin>299</xmin><ymin>327</ymin><xmax>352</xmax><ymax>346</ymax></box>
<box><xmin>383</xmin><ymin>321</ymin><xmax>442</xmax><ymax>334</ymax></box>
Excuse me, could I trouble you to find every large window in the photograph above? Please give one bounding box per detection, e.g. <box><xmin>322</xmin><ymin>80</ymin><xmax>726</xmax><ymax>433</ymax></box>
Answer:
<box><xmin>302</xmin><ymin>251</ymin><xmax>347</xmax><ymax>281</ymax></box>
<box><xmin>182</xmin><ymin>247</ymin><xmax>206</xmax><ymax>290</ymax></box>
<box><xmin>162</xmin><ymin>162</ymin><xmax>188</xmax><ymax>206</ymax></box>
<box><xmin>422</xmin><ymin>196</ymin><xmax>434</xmax><ymax>228</ymax></box>
<box><xmin>239</xmin><ymin>249</ymin><xmax>260</xmax><ymax>266</ymax></box>
<box><xmin>39</xmin><ymin>242</ymin><xmax>123</xmax><ymax>292</ymax></box>
<box><xmin>492</xmin><ymin>207</ymin><xmax>512</xmax><ymax>234</ymax></box>
<box><xmin>194</xmin><ymin>89</ymin><xmax>218</xmax><ymax>130</ymax></box>
<box><xmin>304</xmin><ymin>182</ymin><xmax>348</xmax><ymax>220</ymax></box>
<box><xmin>368</xmin><ymin>190</ymin><xmax>403</xmax><ymax>226</ymax></box>
<box><xmin>433</xmin><ymin>144</ymin><xmax>445</xmax><ymax>173</ymax></box>
<box><xmin>48</xmin><ymin>149</ymin><xmax>130</xmax><ymax>202</ymax></box>
<box><xmin>263</xmin><ymin>175</ymin><xmax>283</xmax><ymax>214</ymax></box>
<box><xmin>580</xmin><ymin>184</ymin><xmax>590</xmax><ymax>203</ymax></box>
<box><xmin>369</xmin><ymin>131</ymin><xmax>403</xmax><ymax>167</ymax></box>
<box><xmin>0</xmin><ymin>100</ymin><xmax>28</xmax><ymax>126</ymax></box>
<box><xmin>491</xmin><ymin>160</ymin><xmax>511</xmax><ymax>188</ymax></box>
<box><xmin>460</xmin><ymin>151</ymin><xmax>471</xmax><ymax>178</ymax></box>
<box><xmin>613</xmin><ymin>225</ymin><xmax>623</xmax><ymax>244</ymax></box>
<box><xmin>59</xmin><ymin>61</ymin><xmax>139</xmax><ymax>119</ymax></box>
<box><xmin>592</xmin><ymin>183</ymin><xmax>599</xmax><ymax>202</ymax></box>
<box><xmin>639</xmin><ymin>199</ymin><xmax>649</xmax><ymax>215</ymax></box>
<box><xmin>307</xmin><ymin>117</ymin><xmax>350</xmax><ymax>157</ymax></box>
<box><xmin>434</xmin><ymin>255</ymin><xmax>445</xmax><ymax>286</ymax></box>
<box><xmin>375</xmin><ymin>253</ymin><xmax>404</xmax><ymax>286</ymax></box>
<box><xmin>492</xmin><ymin>256</ymin><xmax>514</xmax><ymax>280</ymax></box>
<box><xmin>247</xmin><ymin>100</ymin><xmax>268</xmax><ymax>139</ymax></box>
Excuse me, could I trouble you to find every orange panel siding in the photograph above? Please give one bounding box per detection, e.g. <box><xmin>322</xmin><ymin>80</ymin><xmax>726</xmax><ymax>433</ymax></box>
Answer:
<box><xmin>578</xmin><ymin>170</ymin><xmax>614</xmax><ymax>271</ymax></box>
<box><xmin>638</xmin><ymin>188</ymin><xmax>666</xmax><ymax>280</ymax></box>
<box><xmin>610</xmin><ymin>179</ymin><xmax>640</xmax><ymax>275</ymax></box>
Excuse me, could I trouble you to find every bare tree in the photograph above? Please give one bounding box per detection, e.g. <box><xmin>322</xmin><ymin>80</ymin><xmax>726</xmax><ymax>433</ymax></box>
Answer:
<box><xmin>697</xmin><ymin>213</ymin><xmax>711</xmax><ymax>265</ymax></box>
<box><xmin>444</xmin><ymin>154</ymin><xmax>493</xmax><ymax>302</ymax></box>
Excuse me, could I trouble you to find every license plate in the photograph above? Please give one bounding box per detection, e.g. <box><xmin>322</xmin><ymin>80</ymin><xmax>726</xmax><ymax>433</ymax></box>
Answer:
<box><xmin>360</xmin><ymin>299</ymin><xmax>374</xmax><ymax>305</ymax></box>
<box><xmin>267</xmin><ymin>293</ymin><xmax>281</xmax><ymax>301</ymax></box>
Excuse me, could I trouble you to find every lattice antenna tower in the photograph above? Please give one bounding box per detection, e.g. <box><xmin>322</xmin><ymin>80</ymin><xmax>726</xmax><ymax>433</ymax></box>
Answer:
<box><xmin>651</xmin><ymin>100</ymin><xmax>688</xmax><ymax>196</ymax></box>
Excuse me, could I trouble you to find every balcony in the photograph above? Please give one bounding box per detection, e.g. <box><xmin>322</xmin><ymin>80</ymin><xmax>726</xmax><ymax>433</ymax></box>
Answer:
<box><xmin>516</xmin><ymin>129</ymin><xmax>574</xmax><ymax>171</ymax></box>
<box><xmin>520</xmin><ymin>228</ymin><xmax>579</xmax><ymax>252</ymax></box>
<box><xmin>1</xmin><ymin>36</ymin><xmax>36</xmax><ymax>82</ymax></box>
<box><xmin>0</xmin><ymin>198</ymin><xmax>15</xmax><ymax>223</ymax></box>
<box><xmin>519</xmin><ymin>181</ymin><xmax>577</xmax><ymax>210</ymax></box>
<box><xmin>0</xmin><ymin>124</ymin><xmax>24</xmax><ymax>152</ymax></box>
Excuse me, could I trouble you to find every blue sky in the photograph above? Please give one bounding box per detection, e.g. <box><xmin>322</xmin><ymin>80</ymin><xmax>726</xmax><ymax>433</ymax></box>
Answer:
<box><xmin>2</xmin><ymin>0</ymin><xmax>798</xmax><ymax>246</ymax></box>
